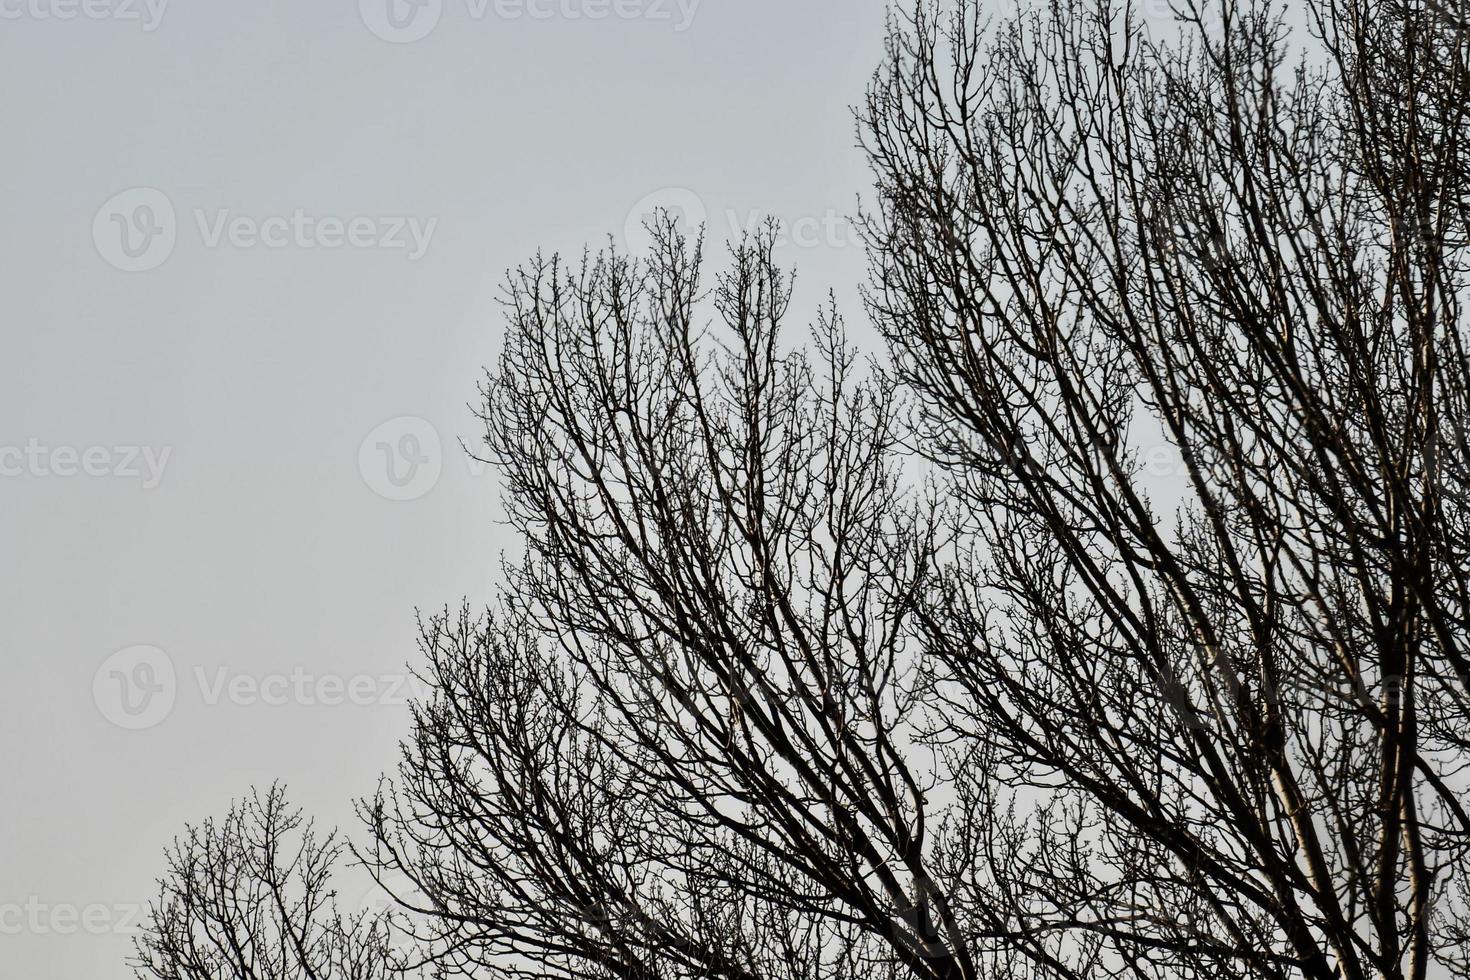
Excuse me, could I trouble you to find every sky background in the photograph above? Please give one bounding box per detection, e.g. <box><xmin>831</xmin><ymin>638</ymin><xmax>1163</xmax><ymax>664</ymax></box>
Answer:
<box><xmin>0</xmin><ymin>0</ymin><xmax>1261</xmax><ymax>975</ymax></box>
<box><xmin>0</xmin><ymin>2</ymin><xmax>887</xmax><ymax>977</ymax></box>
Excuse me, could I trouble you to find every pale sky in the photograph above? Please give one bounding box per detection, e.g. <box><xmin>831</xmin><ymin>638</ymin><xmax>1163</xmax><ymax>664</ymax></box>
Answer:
<box><xmin>0</xmin><ymin>3</ymin><xmax>886</xmax><ymax>977</ymax></box>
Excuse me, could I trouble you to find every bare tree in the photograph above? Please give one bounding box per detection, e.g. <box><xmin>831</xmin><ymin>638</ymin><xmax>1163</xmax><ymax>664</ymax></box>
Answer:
<box><xmin>359</xmin><ymin>224</ymin><xmax>957</xmax><ymax>979</ymax></box>
<box><xmin>135</xmin><ymin>1</ymin><xmax>1470</xmax><ymax>978</ymax></box>
<box><xmin>858</xmin><ymin>0</ymin><xmax>1470</xmax><ymax>977</ymax></box>
<box><xmin>133</xmin><ymin>786</ymin><xmax>412</xmax><ymax>980</ymax></box>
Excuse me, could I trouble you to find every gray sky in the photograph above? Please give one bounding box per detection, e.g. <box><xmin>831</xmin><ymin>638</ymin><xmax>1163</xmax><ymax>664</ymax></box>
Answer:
<box><xmin>0</xmin><ymin>2</ymin><xmax>886</xmax><ymax>977</ymax></box>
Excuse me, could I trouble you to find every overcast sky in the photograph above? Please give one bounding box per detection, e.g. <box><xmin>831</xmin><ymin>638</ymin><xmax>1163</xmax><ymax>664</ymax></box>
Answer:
<box><xmin>0</xmin><ymin>2</ymin><xmax>886</xmax><ymax>977</ymax></box>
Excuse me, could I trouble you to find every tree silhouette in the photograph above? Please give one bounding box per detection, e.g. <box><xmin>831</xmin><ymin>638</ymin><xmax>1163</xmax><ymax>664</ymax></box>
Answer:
<box><xmin>858</xmin><ymin>1</ymin><xmax>1470</xmax><ymax>976</ymax></box>
<box><xmin>136</xmin><ymin>1</ymin><xmax>1470</xmax><ymax>978</ymax></box>
<box><xmin>133</xmin><ymin>786</ymin><xmax>413</xmax><ymax>980</ymax></box>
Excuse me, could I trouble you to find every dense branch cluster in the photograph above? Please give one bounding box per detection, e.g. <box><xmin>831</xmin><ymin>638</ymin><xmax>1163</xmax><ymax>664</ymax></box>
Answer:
<box><xmin>360</xmin><ymin>228</ymin><xmax>952</xmax><ymax>979</ymax></box>
<box><xmin>860</xmin><ymin>1</ymin><xmax>1470</xmax><ymax>976</ymax></box>
<box><xmin>134</xmin><ymin>1</ymin><xmax>1470</xmax><ymax>978</ymax></box>
<box><xmin>134</xmin><ymin>787</ymin><xmax>410</xmax><ymax>980</ymax></box>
